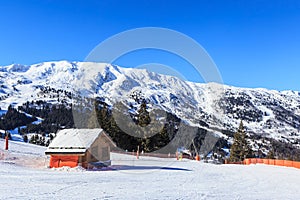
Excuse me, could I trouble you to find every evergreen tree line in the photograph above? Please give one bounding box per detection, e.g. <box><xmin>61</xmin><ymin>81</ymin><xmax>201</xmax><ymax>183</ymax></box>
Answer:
<box><xmin>229</xmin><ymin>121</ymin><xmax>300</xmax><ymax>162</ymax></box>
<box><xmin>1</xmin><ymin>97</ymin><xmax>300</xmax><ymax>160</ymax></box>
<box><xmin>267</xmin><ymin>138</ymin><xmax>300</xmax><ymax>161</ymax></box>
<box><xmin>0</xmin><ymin>105</ymin><xmax>37</xmax><ymax>130</ymax></box>
<box><xmin>87</xmin><ymin>99</ymin><xmax>182</xmax><ymax>152</ymax></box>
<box><xmin>28</xmin><ymin>134</ymin><xmax>51</xmax><ymax>146</ymax></box>
<box><xmin>19</xmin><ymin>101</ymin><xmax>74</xmax><ymax>134</ymax></box>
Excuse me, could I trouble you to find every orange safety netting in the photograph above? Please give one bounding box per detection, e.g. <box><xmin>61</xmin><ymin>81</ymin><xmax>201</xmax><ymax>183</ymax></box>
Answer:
<box><xmin>242</xmin><ymin>158</ymin><xmax>300</xmax><ymax>169</ymax></box>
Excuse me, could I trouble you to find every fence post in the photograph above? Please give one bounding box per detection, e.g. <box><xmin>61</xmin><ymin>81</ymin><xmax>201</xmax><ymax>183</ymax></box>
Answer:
<box><xmin>5</xmin><ymin>135</ymin><xmax>8</xmax><ymax>150</ymax></box>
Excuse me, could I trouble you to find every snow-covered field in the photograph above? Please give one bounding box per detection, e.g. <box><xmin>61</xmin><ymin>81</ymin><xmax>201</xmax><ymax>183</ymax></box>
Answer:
<box><xmin>1</xmin><ymin>139</ymin><xmax>300</xmax><ymax>200</ymax></box>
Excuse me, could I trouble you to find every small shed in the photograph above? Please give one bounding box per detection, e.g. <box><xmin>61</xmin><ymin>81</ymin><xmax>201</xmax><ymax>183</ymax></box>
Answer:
<box><xmin>45</xmin><ymin>128</ymin><xmax>116</xmax><ymax>168</ymax></box>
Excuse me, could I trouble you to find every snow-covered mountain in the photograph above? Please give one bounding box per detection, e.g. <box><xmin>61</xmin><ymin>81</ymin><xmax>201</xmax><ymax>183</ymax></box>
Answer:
<box><xmin>1</xmin><ymin>61</ymin><xmax>300</xmax><ymax>149</ymax></box>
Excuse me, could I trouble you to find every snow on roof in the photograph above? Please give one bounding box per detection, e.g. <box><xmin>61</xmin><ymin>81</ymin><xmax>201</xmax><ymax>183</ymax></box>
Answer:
<box><xmin>45</xmin><ymin>148</ymin><xmax>87</xmax><ymax>154</ymax></box>
<box><xmin>47</xmin><ymin>128</ymin><xmax>103</xmax><ymax>151</ymax></box>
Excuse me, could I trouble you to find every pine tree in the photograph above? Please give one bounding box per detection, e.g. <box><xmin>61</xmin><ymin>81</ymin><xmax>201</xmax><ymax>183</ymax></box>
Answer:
<box><xmin>229</xmin><ymin>121</ymin><xmax>252</xmax><ymax>162</ymax></box>
<box><xmin>137</xmin><ymin>100</ymin><xmax>151</xmax><ymax>127</ymax></box>
<box><xmin>87</xmin><ymin>106</ymin><xmax>100</xmax><ymax>128</ymax></box>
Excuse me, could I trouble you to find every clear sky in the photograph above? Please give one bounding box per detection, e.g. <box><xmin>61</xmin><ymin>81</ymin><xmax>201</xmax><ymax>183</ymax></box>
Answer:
<box><xmin>0</xmin><ymin>0</ymin><xmax>299</xmax><ymax>91</ymax></box>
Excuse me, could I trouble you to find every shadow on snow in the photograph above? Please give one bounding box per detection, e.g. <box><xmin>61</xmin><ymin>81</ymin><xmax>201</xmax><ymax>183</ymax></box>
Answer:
<box><xmin>89</xmin><ymin>165</ymin><xmax>192</xmax><ymax>171</ymax></box>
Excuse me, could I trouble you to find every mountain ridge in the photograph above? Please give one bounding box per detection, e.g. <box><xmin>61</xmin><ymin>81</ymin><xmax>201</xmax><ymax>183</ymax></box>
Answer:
<box><xmin>1</xmin><ymin>61</ymin><xmax>300</xmax><ymax>152</ymax></box>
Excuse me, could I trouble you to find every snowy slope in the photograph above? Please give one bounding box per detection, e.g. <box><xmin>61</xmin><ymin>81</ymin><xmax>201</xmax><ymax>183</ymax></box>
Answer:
<box><xmin>0</xmin><ymin>138</ymin><xmax>47</xmax><ymax>168</ymax></box>
<box><xmin>1</xmin><ymin>61</ymin><xmax>300</xmax><ymax>147</ymax></box>
<box><xmin>1</xmin><ymin>140</ymin><xmax>300</xmax><ymax>199</ymax></box>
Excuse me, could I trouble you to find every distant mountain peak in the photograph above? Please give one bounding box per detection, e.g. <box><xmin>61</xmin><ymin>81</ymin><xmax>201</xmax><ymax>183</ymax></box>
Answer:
<box><xmin>0</xmin><ymin>61</ymin><xmax>300</xmax><ymax>150</ymax></box>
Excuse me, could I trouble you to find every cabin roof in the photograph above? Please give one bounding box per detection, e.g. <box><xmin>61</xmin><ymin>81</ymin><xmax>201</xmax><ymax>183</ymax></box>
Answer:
<box><xmin>45</xmin><ymin>128</ymin><xmax>104</xmax><ymax>154</ymax></box>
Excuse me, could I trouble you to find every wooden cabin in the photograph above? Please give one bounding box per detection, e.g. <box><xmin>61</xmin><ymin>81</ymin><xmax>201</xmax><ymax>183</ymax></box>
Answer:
<box><xmin>45</xmin><ymin>128</ymin><xmax>116</xmax><ymax>169</ymax></box>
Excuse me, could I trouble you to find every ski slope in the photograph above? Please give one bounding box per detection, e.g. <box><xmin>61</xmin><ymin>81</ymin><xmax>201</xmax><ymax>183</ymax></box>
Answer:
<box><xmin>0</xmin><ymin>139</ymin><xmax>300</xmax><ymax>199</ymax></box>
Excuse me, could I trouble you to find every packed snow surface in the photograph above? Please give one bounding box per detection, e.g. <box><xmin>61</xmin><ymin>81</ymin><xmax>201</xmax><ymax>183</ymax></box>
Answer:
<box><xmin>1</xmin><ymin>139</ymin><xmax>300</xmax><ymax>199</ymax></box>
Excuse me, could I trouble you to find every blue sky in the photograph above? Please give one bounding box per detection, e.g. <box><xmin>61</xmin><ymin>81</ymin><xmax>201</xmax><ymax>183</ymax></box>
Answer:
<box><xmin>0</xmin><ymin>0</ymin><xmax>299</xmax><ymax>91</ymax></box>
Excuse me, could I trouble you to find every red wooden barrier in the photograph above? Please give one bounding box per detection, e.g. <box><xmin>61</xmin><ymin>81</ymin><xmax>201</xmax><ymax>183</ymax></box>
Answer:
<box><xmin>49</xmin><ymin>155</ymin><xmax>79</xmax><ymax>168</ymax></box>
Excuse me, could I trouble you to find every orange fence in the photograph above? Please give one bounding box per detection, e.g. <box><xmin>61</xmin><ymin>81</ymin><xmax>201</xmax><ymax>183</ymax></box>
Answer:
<box><xmin>240</xmin><ymin>158</ymin><xmax>300</xmax><ymax>169</ymax></box>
